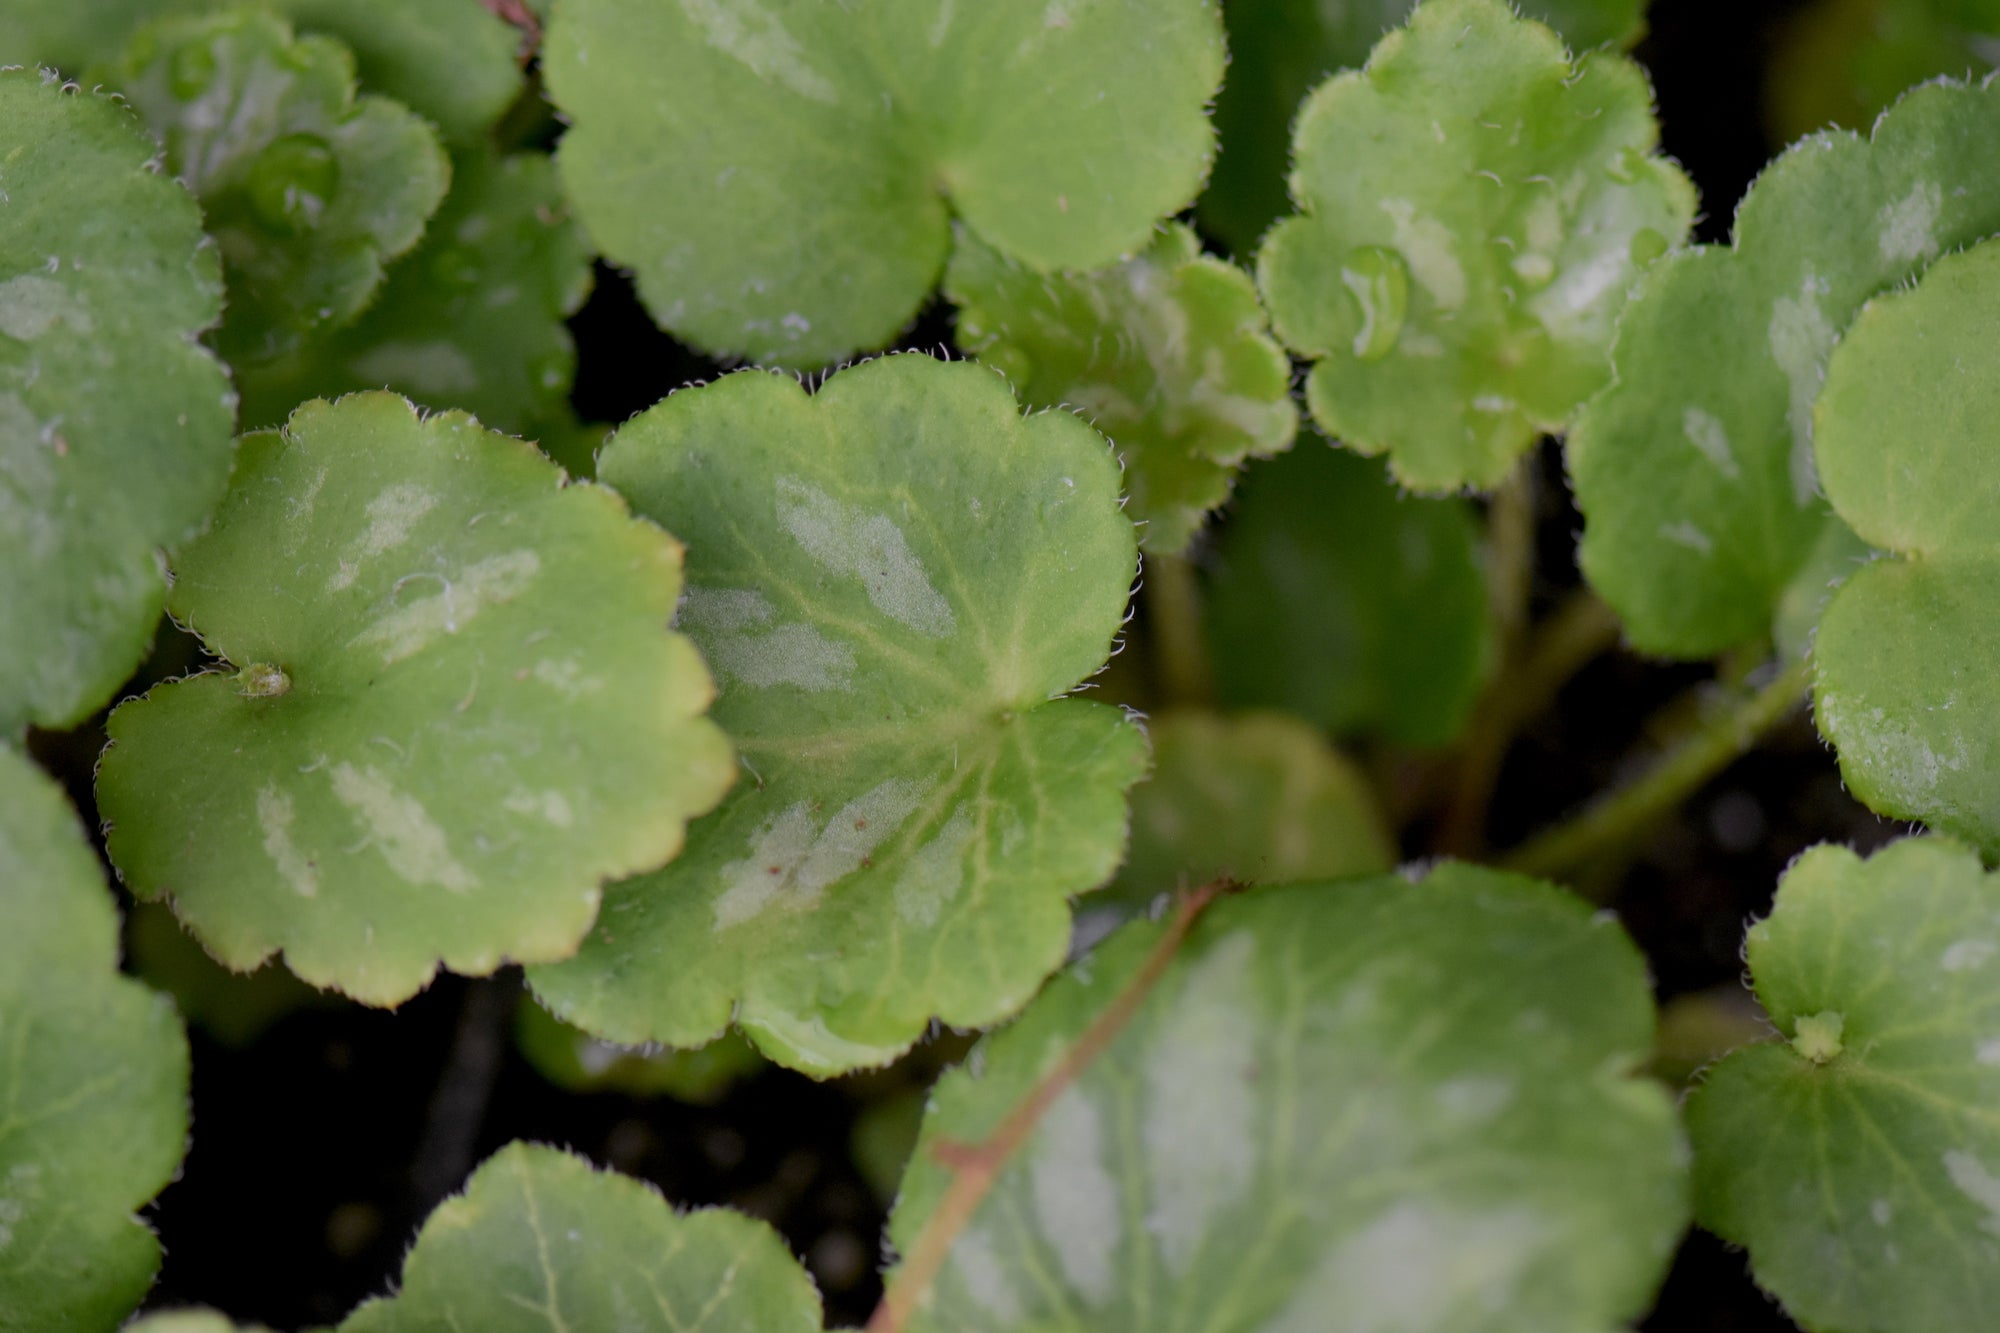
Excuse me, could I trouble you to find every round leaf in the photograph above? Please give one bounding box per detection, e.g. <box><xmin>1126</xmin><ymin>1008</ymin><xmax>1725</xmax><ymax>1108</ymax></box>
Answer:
<box><xmin>97</xmin><ymin>393</ymin><xmax>734</xmax><ymax>1006</ymax></box>
<box><xmin>236</xmin><ymin>146</ymin><xmax>593</xmax><ymax>438</ymax></box>
<box><xmin>530</xmin><ymin>355</ymin><xmax>1148</xmax><ymax>1076</ymax></box>
<box><xmin>1199</xmin><ymin>0</ymin><xmax>1647</xmax><ymax>256</ymax></box>
<box><xmin>1087</xmin><ymin>709</ymin><xmax>1394</xmax><ymax>929</ymax></box>
<box><xmin>1204</xmin><ymin>444</ymin><xmax>1494</xmax><ymax>747</ymax></box>
<box><xmin>340</xmin><ymin>1142</ymin><xmax>822</xmax><ymax>1332</ymax></box>
<box><xmin>1570</xmin><ymin>76</ymin><xmax>2000</xmax><ymax>657</ymax></box>
<box><xmin>1812</xmin><ymin>238</ymin><xmax>2000</xmax><ymax>852</ymax></box>
<box><xmin>1256</xmin><ymin>0</ymin><xmax>1694</xmax><ymax>491</ymax></box>
<box><xmin>543</xmin><ymin>0</ymin><xmax>1225</xmax><ymax>365</ymax></box>
<box><xmin>946</xmin><ymin>223</ymin><xmax>1298</xmax><ymax>555</ymax></box>
<box><xmin>1687</xmin><ymin>837</ymin><xmax>2000</xmax><ymax>1332</ymax></box>
<box><xmin>99</xmin><ymin>9</ymin><xmax>449</xmax><ymax>364</ymax></box>
<box><xmin>0</xmin><ymin>747</ymin><xmax>190</xmax><ymax>1329</ymax></box>
<box><xmin>889</xmin><ymin>866</ymin><xmax>1688</xmax><ymax>1331</ymax></box>
<box><xmin>0</xmin><ymin>70</ymin><xmax>235</xmax><ymax>734</ymax></box>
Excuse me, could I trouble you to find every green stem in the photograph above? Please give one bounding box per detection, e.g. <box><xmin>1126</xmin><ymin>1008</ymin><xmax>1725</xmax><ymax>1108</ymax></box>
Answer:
<box><xmin>1498</xmin><ymin>658</ymin><xmax>1810</xmax><ymax>885</ymax></box>
<box><xmin>1146</xmin><ymin>550</ymin><xmax>1213</xmax><ymax>707</ymax></box>
<box><xmin>1484</xmin><ymin>460</ymin><xmax>1538</xmax><ymax>662</ymax></box>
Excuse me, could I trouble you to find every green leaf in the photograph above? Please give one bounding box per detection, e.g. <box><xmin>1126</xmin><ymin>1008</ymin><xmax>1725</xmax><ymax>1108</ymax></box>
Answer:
<box><xmin>1771</xmin><ymin>512</ymin><xmax>1874</xmax><ymax>665</ymax></box>
<box><xmin>887</xmin><ymin>866</ymin><xmax>1688</xmax><ymax>1331</ymax></box>
<box><xmin>127</xmin><ymin>1313</ymin><xmax>271</xmax><ymax>1333</ymax></box>
<box><xmin>1204</xmin><ymin>445</ymin><xmax>1493</xmax><ymax>746</ymax></box>
<box><xmin>946</xmin><ymin>223</ymin><xmax>1297</xmax><ymax>555</ymax></box>
<box><xmin>1811</xmin><ymin>237</ymin><xmax>2000</xmax><ymax>853</ymax></box>
<box><xmin>1767</xmin><ymin>0</ymin><xmax>2000</xmax><ymax>141</ymax></box>
<box><xmin>1199</xmin><ymin>0</ymin><xmax>1647</xmax><ymax>257</ymax></box>
<box><xmin>96</xmin><ymin>393</ymin><xmax>733</xmax><ymax>1006</ymax></box>
<box><xmin>0</xmin><ymin>71</ymin><xmax>235</xmax><ymax>735</ymax></box>
<box><xmin>1087</xmin><ymin>710</ymin><xmax>1393</xmax><ymax>927</ymax></box>
<box><xmin>1569</xmin><ymin>76</ymin><xmax>2000</xmax><ymax>657</ymax></box>
<box><xmin>0</xmin><ymin>747</ymin><xmax>190</xmax><ymax>1329</ymax></box>
<box><xmin>514</xmin><ymin>997</ymin><xmax>764</xmax><ymax>1103</ymax></box>
<box><xmin>1686</xmin><ymin>837</ymin><xmax>2000</xmax><ymax>1332</ymax></box>
<box><xmin>1256</xmin><ymin>0</ymin><xmax>1693</xmax><ymax>491</ymax></box>
<box><xmin>529</xmin><ymin>355</ymin><xmax>1147</xmax><ymax>1076</ymax></box>
<box><xmin>236</xmin><ymin>146</ymin><xmax>593</xmax><ymax>437</ymax></box>
<box><xmin>339</xmin><ymin>1142</ymin><xmax>822</xmax><ymax>1332</ymax></box>
<box><xmin>126</xmin><ymin>899</ymin><xmax>336</xmax><ymax>1046</ymax></box>
<box><xmin>0</xmin><ymin>0</ymin><xmax>153</xmax><ymax>74</ymax></box>
<box><xmin>543</xmin><ymin>0</ymin><xmax>1224</xmax><ymax>365</ymax></box>
<box><xmin>100</xmin><ymin>9</ymin><xmax>449</xmax><ymax>364</ymax></box>
<box><xmin>263</xmin><ymin>0</ymin><xmax>525</xmax><ymax>144</ymax></box>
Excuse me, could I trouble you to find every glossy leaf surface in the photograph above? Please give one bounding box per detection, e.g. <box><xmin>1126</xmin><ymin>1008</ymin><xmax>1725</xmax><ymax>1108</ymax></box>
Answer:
<box><xmin>947</xmin><ymin>223</ymin><xmax>1296</xmax><ymax>554</ymax></box>
<box><xmin>531</xmin><ymin>356</ymin><xmax>1147</xmax><ymax>1076</ymax></box>
<box><xmin>0</xmin><ymin>72</ymin><xmax>235</xmax><ymax>735</ymax></box>
<box><xmin>1688</xmin><ymin>838</ymin><xmax>2000</xmax><ymax>1332</ymax></box>
<box><xmin>1571</xmin><ymin>76</ymin><xmax>2000</xmax><ymax>656</ymax></box>
<box><xmin>101</xmin><ymin>9</ymin><xmax>448</xmax><ymax>364</ymax></box>
<box><xmin>237</xmin><ymin>147</ymin><xmax>592</xmax><ymax>438</ymax></box>
<box><xmin>1205</xmin><ymin>445</ymin><xmax>1492</xmax><ymax>746</ymax></box>
<box><xmin>98</xmin><ymin>394</ymin><xmax>733</xmax><ymax>1005</ymax></box>
<box><xmin>1257</xmin><ymin>0</ymin><xmax>1693</xmax><ymax>491</ymax></box>
<box><xmin>544</xmin><ymin>0</ymin><xmax>1224</xmax><ymax>365</ymax></box>
<box><xmin>0</xmin><ymin>748</ymin><xmax>189</xmax><ymax>1329</ymax></box>
<box><xmin>890</xmin><ymin>866</ymin><xmax>1687</xmax><ymax>1331</ymax></box>
<box><xmin>340</xmin><ymin>1142</ymin><xmax>822</xmax><ymax>1331</ymax></box>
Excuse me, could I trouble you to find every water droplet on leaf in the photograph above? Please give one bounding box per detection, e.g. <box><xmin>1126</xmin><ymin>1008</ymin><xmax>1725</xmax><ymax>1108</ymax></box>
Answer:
<box><xmin>1628</xmin><ymin>227</ymin><xmax>1668</xmax><ymax>267</ymax></box>
<box><xmin>245</xmin><ymin>134</ymin><xmax>339</xmax><ymax>236</ymax></box>
<box><xmin>1339</xmin><ymin>247</ymin><xmax>1410</xmax><ymax>363</ymax></box>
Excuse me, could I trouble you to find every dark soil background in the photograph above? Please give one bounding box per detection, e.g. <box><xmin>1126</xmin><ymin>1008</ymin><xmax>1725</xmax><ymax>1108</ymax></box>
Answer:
<box><xmin>23</xmin><ymin>0</ymin><xmax>1917</xmax><ymax>1325</ymax></box>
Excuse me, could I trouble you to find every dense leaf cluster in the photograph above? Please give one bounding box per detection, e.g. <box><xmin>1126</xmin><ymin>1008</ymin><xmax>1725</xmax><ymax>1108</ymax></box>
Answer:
<box><xmin>5</xmin><ymin>1</ymin><xmax>2000</xmax><ymax>1330</ymax></box>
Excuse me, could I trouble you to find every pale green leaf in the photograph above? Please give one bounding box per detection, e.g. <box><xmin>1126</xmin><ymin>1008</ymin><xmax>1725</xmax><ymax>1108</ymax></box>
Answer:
<box><xmin>530</xmin><ymin>356</ymin><xmax>1147</xmax><ymax>1076</ymax></box>
<box><xmin>1772</xmin><ymin>512</ymin><xmax>1874</xmax><ymax>665</ymax></box>
<box><xmin>1257</xmin><ymin>0</ymin><xmax>1693</xmax><ymax>491</ymax></box>
<box><xmin>889</xmin><ymin>865</ymin><xmax>1688</xmax><ymax>1331</ymax></box>
<box><xmin>1687</xmin><ymin>837</ymin><xmax>2000</xmax><ymax>1333</ymax></box>
<box><xmin>1087</xmin><ymin>710</ymin><xmax>1393</xmax><ymax>928</ymax></box>
<box><xmin>514</xmin><ymin>997</ymin><xmax>763</xmax><ymax>1103</ymax></box>
<box><xmin>0</xmin><ymin>71</ymin><xmax>235</xmax><ymax>735</ymax></box>
<box><xmin>0</xmin><ymin>747</ymin><xmax>189</xmax><ymax>1329</ymax></box>
<box><xmin>100</xmin><ymin>9</ymin><xmax>449</xmax><ymax>364</ymax></box>
<box><xmin>1811</xmin><ymin>238</ymin><xmax>2000</xmax><ymax>853</ymax></box>
<box><xmin>126</xmin><ymin>1313</ymin><xmax>270</xmax><ymax>1333</ymax></box>
<box><xmin>236</xmin><ymin>146</ymin><xmax>593</xmax><ymax>437</ymax></box>
<box><xmin>1200</xmin><ymin>0</ymin><xmax>1648</xmax><ymax>256</ymax></box>
<box><xmin>544</xmin><ymin>0</ymin><xmax>1225</xmax><ymax>365</ymax></box>
<box><xmin>97</xmin><ymin>393</ymin><xmax>733</xmax><ymax>1006</ymax></box>
<box><xmin>946</xmin><ymin>223</ymin><xmax>1297</xmax><ymax>555</ymax></box>
<box><xmin>1204</xmin><ymin>445</ymin><xmax>1493</xmax><ymax>746</ymax></box>
<box><xmin>339</xmin><ymin>1142</ymin><xmax>822</xmax><ymax>1332</ymax></box>
<box><xmin>1569</xmin><ymin>76</ymin><xmax>2000</xmax><ymax>657</ymax></box>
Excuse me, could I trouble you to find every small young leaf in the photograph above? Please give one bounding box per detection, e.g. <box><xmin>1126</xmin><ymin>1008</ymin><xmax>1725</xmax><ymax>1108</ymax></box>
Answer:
<box><xmin>529</xmin><ymin>355</ymin><xmax>1147</xmax><ymax>1076</ymax></box>
<box><xmin>339</xmin><ymin>1142</ymin><xmax>822</xmax><ymax>1332</ymax></box>
<box><xmin>1810</xmin><ymin>237</ymin><xmax>2000</xmax><ymax>853</ymax></box>
<box><xmin>0</xmin><ymin>747</ymin><xmax>190</xmax><ymax>1329</ymax></box>
<box><xmin>1200</xmin><ymin>0</ymin><xmax>1647</xmax><ymax>256</ymax></box>
<box><xmin>543</xmin><ymin>0</ymin><xmax>1224</xmax><ymax>365</ymax></box>
<box><xmin>1088</xmin><ymin>710</ymin><xmax>1393</xmax><ymax>927</ymax></box>
<box><xmin>888</xmin><ymin>866</ymin><xmax>1687</xmax><ymax>1331</ymax></box>
<box><xmin>1204</xmin><ymin>445</ymin><xmax>1493</xmax><ymax>746</ymax></box>
<box><xmin>0</xmin><ymin>71</ymin><xmax>235</xmax><ymax>736</ymax></box>
<box><xmin>1257</xmin><ymin>0</ymin><xmax>1693</xmax><ymax>491</ymax></box>
<box><xmin>264</xmin><ymin>0</ymin><xmax>525</xmax><ymax>144</ymax></box>
<box><xmin>97</xmin><ymin>393</ymin><xmax>733</xmax><ymax>1006</ymax></box>
<box><xmin>100</xmin><ymin>9</ymin><xmax>449</xmax><ymax>364</ymax></box>
<box><xmin>236</xmin><ymin>146</ymin><xmax>593</xmax><ymax>438</ymax></box>
<box><xmin>1686</xmin><ymin>837</ymin><xmax>2000</xmax><ymax>1333</ymax></box>
<box><xmin>1570</xmin><ymin>76</ymin><xmax>2000</xmax><ymax>657</ymax></box>
<box><xmin>946</xmin><ymin>223</ymin><xmax>1298</xmax><ymax>555</ymax></box>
